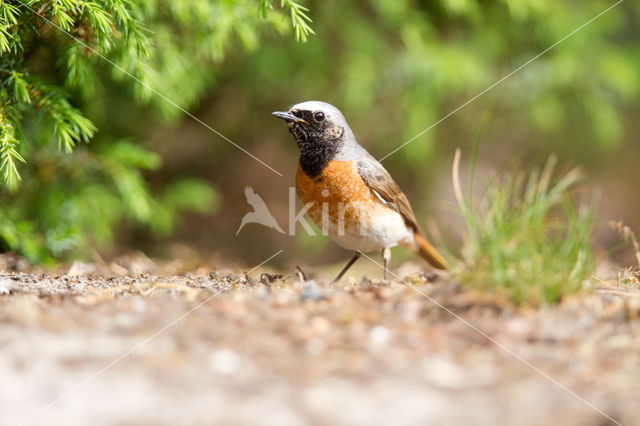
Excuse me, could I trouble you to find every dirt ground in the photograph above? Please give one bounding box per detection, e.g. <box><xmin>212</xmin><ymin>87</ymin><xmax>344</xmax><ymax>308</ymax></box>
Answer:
<box><xmin>1</xmin><ymin>255</ymin><xmax>639</xmax><ymax>426</ymax></box>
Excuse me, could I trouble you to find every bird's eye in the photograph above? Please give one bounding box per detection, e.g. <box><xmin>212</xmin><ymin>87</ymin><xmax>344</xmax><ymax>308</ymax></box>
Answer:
<box><xmin>314</xmin><ymin>111</ymin><xmax>325</xmax><ymax>122</ymax></box>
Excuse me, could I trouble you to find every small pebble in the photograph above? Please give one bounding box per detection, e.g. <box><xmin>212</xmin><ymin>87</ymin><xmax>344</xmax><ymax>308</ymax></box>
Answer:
<box><xmin>0</xmin><ymin>279</ymin><xmax>15</xmax><ymax>295</ymax></box>
<box><xmin>260</xmin><ymin>273</ymin><xmax>283</xmax><ymax>284</ymax></box>
<box><xmin>67</xmin><ymin>261</ymin><xmax>98</xmax><ymax>276</ymax></box>
<box><xmin>209</xmin><ymin>349</ymin><xmax>242</xmax><ymax>375</ymax></box>
<box><xmin>300</xmin><ymin>280</ymin><xmax>324</xmax><ymax>301</ymax></box>
<box><xmin>310</xmin><ymin>316</ymin><xmax>331</xmax><ymax>334</ymax></box>
<box><xmin>368</xmin><ymin>325</ymin><xmax>391</xmax><ymax>346</ymax></box>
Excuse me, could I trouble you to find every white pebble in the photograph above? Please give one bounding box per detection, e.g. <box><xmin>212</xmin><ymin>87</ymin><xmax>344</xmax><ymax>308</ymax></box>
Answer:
<box><xmin>0</xmin><ymin>279</ymin><xmax>15</xmax><ymax>295</ymax></box>
<box><xmin>209</xmin><ymin>349</ymin><xmax>241</xmax><ymax>375</ymax></box>
<box><xmin>369</xmin><ymin>325</ymin><xmax>391</xmax><ymax>346</ymax></box>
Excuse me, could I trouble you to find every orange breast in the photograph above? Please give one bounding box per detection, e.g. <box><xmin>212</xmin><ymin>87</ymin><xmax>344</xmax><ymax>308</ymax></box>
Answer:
<box><xmin>295</xmin><ymin>160</ymin><xmax>378</xmax><ymax>227</ymax></box>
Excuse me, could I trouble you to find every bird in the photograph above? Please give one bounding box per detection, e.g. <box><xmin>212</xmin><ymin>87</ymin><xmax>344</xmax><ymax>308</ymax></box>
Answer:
<box><xmin>236</xmin><ymin>186</ymin><xmax>285</xmax><ymax>235</ymax></box>
<box><xmin>272</xmin><ymin>101</ymin><xmax>447</xmax><ymax>282</ymax></box>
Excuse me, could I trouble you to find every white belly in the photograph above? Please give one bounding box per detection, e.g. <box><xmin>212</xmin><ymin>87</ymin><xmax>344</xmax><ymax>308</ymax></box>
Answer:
<box><xmin>309</xmin><ymin>201</ymin><xmax>415</xmax><ymax>253</ymax></box>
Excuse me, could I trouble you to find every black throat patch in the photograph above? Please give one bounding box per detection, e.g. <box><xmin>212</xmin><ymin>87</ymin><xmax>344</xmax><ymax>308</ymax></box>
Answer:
<box><xmin>291</xmin><ymin>123</ymin><xmax>343</xmax><ymax>178</ymax></box>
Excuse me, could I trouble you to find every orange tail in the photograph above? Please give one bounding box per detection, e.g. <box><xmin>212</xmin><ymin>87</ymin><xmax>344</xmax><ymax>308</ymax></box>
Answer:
<box><xmin>414</xmin><ymin>233</ymin><xmax>448</xmax><ymax>270</ymax></box>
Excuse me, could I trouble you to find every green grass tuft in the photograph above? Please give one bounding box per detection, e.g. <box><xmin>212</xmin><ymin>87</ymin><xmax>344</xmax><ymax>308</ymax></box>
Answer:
<box><xmin>452</xmin><ymin>150</ymin><xmax>596</xmax><ymax>306</ymax></box>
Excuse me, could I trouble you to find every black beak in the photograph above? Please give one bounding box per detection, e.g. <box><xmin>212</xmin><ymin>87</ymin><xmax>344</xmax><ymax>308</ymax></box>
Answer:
<box><xmin>272</xmin><ymin>111</ymin><xmax>308</xmax><ymax>124</ymax></box>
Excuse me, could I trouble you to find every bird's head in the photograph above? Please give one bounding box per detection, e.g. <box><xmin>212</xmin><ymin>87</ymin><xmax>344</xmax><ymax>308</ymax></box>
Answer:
<box><xmin>272</xmin><ymin>101</ymin><xmax>354</xmax><ymax>154</ymax></box>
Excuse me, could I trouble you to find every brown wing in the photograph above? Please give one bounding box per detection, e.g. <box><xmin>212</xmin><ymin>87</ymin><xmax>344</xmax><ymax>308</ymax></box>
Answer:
<box><xmin>356</xmin><ymin>155</ymin><xmax>420</xmax><ymax>233</ymax></box>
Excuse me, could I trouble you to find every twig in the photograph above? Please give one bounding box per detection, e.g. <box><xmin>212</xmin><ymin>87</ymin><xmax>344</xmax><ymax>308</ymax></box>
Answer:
<box><xmin>609</xmin><ymin>221</ymin><xmax>640</xmax><ymax>269</ymax></box>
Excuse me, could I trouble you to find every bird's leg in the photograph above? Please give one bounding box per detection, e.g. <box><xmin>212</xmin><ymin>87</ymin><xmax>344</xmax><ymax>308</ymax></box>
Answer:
<box><xmin>295</xmin><ymin>265</ymin><xmax>308</xmax><ymax>282</ymax></box>
<box><xmin>382</xmin><ymin>247</ymin><xmax>391</xmax><ymax>281</ymax></box>
<box><xmin>331</xmin><ymin>251</ymin><xmax>361</xmax><ymax>283</ymax></box>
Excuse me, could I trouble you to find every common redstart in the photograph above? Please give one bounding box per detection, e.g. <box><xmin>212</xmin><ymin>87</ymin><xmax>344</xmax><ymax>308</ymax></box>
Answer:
<box><xmin>273</xmin><ymin>101</ymin><xmax>447</xmax><ymax>282</ymax></box>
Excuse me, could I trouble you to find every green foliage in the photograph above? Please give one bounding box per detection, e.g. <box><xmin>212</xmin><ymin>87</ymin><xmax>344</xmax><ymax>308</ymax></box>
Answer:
<box><xmin>1</xmin><ymin>0</ymin><xmax>638</xmax><ymax>266</ymax></box>
<box><xmin>0</xmin><ymin>0</ymin><xmax>312</xmax><ymax>261</ymax></box>
<box><xmin>259</xmin><ymin>0</ymin><xmax>314</xmax><ymax>41</ymax></box>
<box><xmin>0</xmin><ymin>140</ymin><xmax>220</xmax><ymax>263</ymax></box>
<box><xmin>239</xmin><ymin>0</ymin><xmax>638</xmax><ymax>167</ymax></box>
<box><xmin>453</xmin><ymin>151</ymin><xmax>595</xmax><ymax>305</ymax></box>
<box><xmin>0</xmin><ymin>108</ymin><xmax>24</xmax><ymax>190</ymax></box>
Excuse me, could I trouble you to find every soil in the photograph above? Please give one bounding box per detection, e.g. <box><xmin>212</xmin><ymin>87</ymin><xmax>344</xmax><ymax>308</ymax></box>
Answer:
<box><xmin>1</xmin><ymin>256</ymin><xmax>639</xmax><ymax>426</ymax></box>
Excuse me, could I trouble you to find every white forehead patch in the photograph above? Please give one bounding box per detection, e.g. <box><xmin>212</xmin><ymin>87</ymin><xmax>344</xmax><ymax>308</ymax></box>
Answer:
<box><xmin>289</xmin><ymin>100</ymin><xmax>347</xmax><ymax>124</ymax></box>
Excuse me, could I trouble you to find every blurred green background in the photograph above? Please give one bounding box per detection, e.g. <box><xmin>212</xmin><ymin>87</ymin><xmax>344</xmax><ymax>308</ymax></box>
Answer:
<box><xmin>1</xmin><ymin>0</ymin><xmax>638</xmax><ymax>267</ymax></box>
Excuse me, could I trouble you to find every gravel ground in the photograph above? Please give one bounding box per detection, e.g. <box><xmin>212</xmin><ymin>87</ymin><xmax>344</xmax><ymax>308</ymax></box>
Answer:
<box><xmin>1</xmin><ymin>258</ymin><xmax>639</xmax><ymax>426</ymax></box>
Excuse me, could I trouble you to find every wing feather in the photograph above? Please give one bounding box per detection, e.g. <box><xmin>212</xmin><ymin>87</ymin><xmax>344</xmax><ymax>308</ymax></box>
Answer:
<box><xmin>356</xmin><ymin>155</ymin><xmax>420</xmax><ymax>232</ymax></box>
